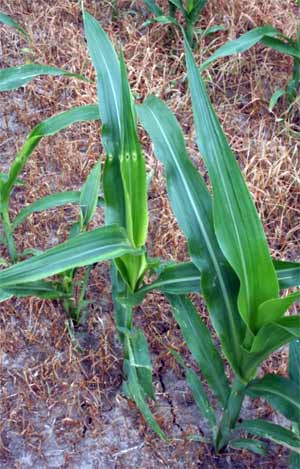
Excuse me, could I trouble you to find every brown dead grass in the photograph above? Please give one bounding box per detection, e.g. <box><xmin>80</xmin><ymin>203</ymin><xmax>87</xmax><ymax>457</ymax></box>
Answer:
<box><xmin>0</xmin><ymin>0</ymin><xmax>299</xmax><ymax>467</ymax></box>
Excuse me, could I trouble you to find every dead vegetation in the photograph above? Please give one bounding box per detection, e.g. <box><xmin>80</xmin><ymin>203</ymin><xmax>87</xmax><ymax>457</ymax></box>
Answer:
<box><xmin>0</xmin><ymin>0</ymin><xmax>299</xmax><ymax>467</ymax></box>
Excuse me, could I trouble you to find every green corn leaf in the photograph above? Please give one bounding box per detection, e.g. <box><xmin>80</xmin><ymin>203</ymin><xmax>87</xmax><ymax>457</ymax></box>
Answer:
<box><xmin>111</xmin><ymin>262</ymin><xmax>133</xmax><ymax>345</ymax></box>
<box><xmin>143</xmin><ymin>0</ymin><xmax>163</xmax><ymax>16</ymax></box>
<box><xmin>128</xmin><ymin>328</ymin><xmax>155</xmax><ymax>399</ymax></box>
<box><xmin>247</xmin><ymin>374</ymin><xmax>300</xmax><ymax>423</ymax></box>
<box><xmin>1</xmin><ymin>105</ymin><xmax>100</xmax><ymax>201</ymax></box>
<box><xmin>12</xmin><ymin>191</ymin><xmax>81</xmax><ymax>229</ymax></box>
<box><xmin>261</xmin><ymin>36</ymin><xmax>300</xmax><ymax>58</ymax></box>
<box><xmin>185</xmin><ymin>38</ymin><xmax>279</xmax><ymax>333</ymax></box>
<box><xmin>0</xmin><ymin>225</ymin><xmax>138</xmax><ymax>287</ymax></box>
<box><xmin>229</xmin><ymin>438</ymin><xmax>268</xmax><ymax>456</ymax></box>
<box><xmin>167</xmin><ymin>294</ymin><xmax>230</xmax><ymax>406</ymax></box>
<box><xmin>123</xmin><ymin>357</ymin><xmax>167</xmax><ymax>440</ymax></box>
<box><xmin>0</xmin><ymin>173</ymin><xmax>24</xmax><ymax>186</ymax></box>
<box><xmin>289</xmin><ymin>340</ymin><xmax>300</xmax><ymax>385</ymax></box>
<box><xmin>189</xmin><ymin>0</ymin><xmax>208</xmax><ymax>24</ymax></box>
<box><xmin>0</xmin><ymin>11</ymin><xmax>30</xmax><ymax>39</ymax></box>
<box><xmin>269</xmin><ymin>88</ymin><xmax>286</xmax><ymax>111</ymax></box>
<box><xmin>273</xmin><ymin>259</ymin><xmax>300</xmax><ymax>289</ymax></box>
<box><xmin>236</xmin><ymin>419</ymin><xmax>300</xmax><ymax>453</ymax></box>
<box><xmin>255</xmin><ymin>291</ymin><xmax>300</xmax><ymax>330</ymax></box>
<box><xmin>171</xmin><ymin>350</ymin><xmax>217</xmax><ymax>431</ymax></box>
<box><xmin>119</xmin><ymin>52</ymin><xmax>148</xmax><ymax>248</ymax></box>
<box><xmin>200</xmin><ymin>26</ymin><xmax>282</xmax><ymax>71</ymax></box>
<box><xmin>144</xmin><ymin>15</ymin><xmax>179</xmax><ymax>27</ymax></box>
<box><xmin>242</xmin><ymin>316</ymin><xmax>300</xmax><ymax>380</ymax></box>
<box><xmin>0</xmin><ymin>281</ymin><xmax>67</xmax><ymax>301</ymax></box>
<box><xmin>0</xmin><ymin>290</ymin><xmax>12</xmax><ymax>302</ymax></box>
<box><xmin>169</xmin><ymin>0</ymin><xmax>186</xmax><ymax>16</ymax></box>
<box><xmin>138</xmin><ymin>96</ymin><xmax>244</xmax><ymax>377</ymax></box>
<box><xmin>199</xmin><ymin>25</ymin><xmax>225</xmax><ymax>38</ymax></box>
<box><xmin>83</xmin><ymin>9</ymin><xmax>125</xmax><ymax>229</ymax></box>
<box><xmin>0</xmin><ymin>64</ymin><xmax>90</xmax><ymax>92</ymax></box>
<box><xmin>80</xmin><ymin>161</ymin><xmax>101</xmax><ymax>228</ymax></box>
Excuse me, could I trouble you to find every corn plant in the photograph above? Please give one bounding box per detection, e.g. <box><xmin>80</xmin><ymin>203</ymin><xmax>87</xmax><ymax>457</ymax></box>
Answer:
<box><xmin>137</xmin><ymin>36</ymin><xmax>300</xmax><ymax>454</ymax></box>
<box><xmin>143</xmin><ymin>0</ymin><xmax>223</xmax><ymax>48</ymax></box>
<box><xmin>200</xmin><ymin>12</ymin><xmax>300</xmax><ymax>113</ymax></box>
<box><xmin>0</xmin><ymin>11</ymin><xmax>30</xmax><ymax>39</ymax></box>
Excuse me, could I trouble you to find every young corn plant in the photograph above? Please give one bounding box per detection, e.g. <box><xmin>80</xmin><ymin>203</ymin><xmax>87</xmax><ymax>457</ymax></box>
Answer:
<box><xmin>200</xmin><ymin>5</ymin><xmax>300</xmax><ymax>114</ymax></box>
<box><xmin>137</xmin><ymin>37</ymin><xmax>300</xmax><ymax>455</ymax></box>
<box><xmin>143</xmin><ymin>0</ymin><xmax>223</xmax><ymax>48</ymax></box>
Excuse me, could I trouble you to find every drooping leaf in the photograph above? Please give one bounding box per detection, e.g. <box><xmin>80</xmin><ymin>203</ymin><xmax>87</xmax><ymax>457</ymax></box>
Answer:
<box><xmin>185</xmin><ymin>37</ymin><xmax>279</xmax><ymax>333</ymax></box>
<box><xmin>138</xmin><ymin>95</ymin><xmax>244</xmax><ymax>377</ymax></box>
<box><xmin>0</xmin><ymin>281</ymin><xmax>67</xmax><ymax>301</ymax></box>
<box><xmin>171</xmin><ymin>350</ymin><xmax>217</xmax><ymax>431</ymax></box>
<box><xmin>247</xmin><ymin>374</ymin><xmax>300</xmax><ymax>423</ymax></box>
<box><xmin>0</xmin><ymin>64</ymin><xmax>89</xmax><ymax>92</ymax></box>
<box><xmin>237</xmin><ymin>419</ymin><xmax>300</xmax><ymax>453</ymax></box>
<box><xmin>261</xmin><ymin>36</ymin><xmax>300</xmax><ymax>58</ymax></box>
<box><xmin>200</xmin><ymin>26</ymin><xmax>284</xmax><ymax>71</ymax></box>
<box><xmin>167</xmin><ymin>294</ymin><xmax>230</xmax><ymax>406</ymax></box>
<box><xmin>229</xmin><ymin>438</ymin><xmax>268</xmax><ymax>456</ymax></box>
<box><xmin>128</xmin><ymin>328</ymin><xmax>155</xmax><ymax>399</ymax></box>
<box><xmin>0</xmin><ymin>11</ymin><xmax>29</xmax><ymax>39</ymax></box>
<box><xmin>0</xmin><ymin>225</ymin><xmax>138</xmax><ymax>287</ymax></box>
<box><xmin>80</xmin><ymin>161</ymin><xmax>101</xmax><ymax>227</ymax></box>
<box><xmin>1</xmin><ymin>105</ymin><xmax>100</xmax><ymax>201</ymax></box>
<box><xmin>12</xmin><ymin>191</ymin><xmax>81</xmax><ymax>229</ymax></box>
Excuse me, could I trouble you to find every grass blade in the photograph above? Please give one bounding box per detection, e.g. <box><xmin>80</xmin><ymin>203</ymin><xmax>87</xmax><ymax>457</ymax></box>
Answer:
<box><xmin>185</xmin><ymin>38</ymin><xmax>279</xmax><ymax>332</ymax></box>
<box><xmin>12</xmin><ymin>191</ymin><xmax>81</xmax><ymax>229</ymax></box>
<box><xmin>0</xmin><ymin>225</ymin><xmax>138</xmax><ymax>287</ymax></box>
<box><xmin>229</xmin><ymin>438</ymin><xmax>268</xmax><ymax>456</ymax></box>
<box><xmin>0</xmin><ymin>11</ymin><xmax>29</xmax><ymax>39</ymax></box>
<box><xmin>2</xmin><ymin>105</ymin><xmax>100</xmax><ymax>201</ymax></box>
<box><xmin>237</xmin><ymin>419</ymin><xmax>300</xmax><ymax>453</ymax></box>
<box><xmin>167</xmin><ymin>294</ymin><xmax>230</xmax><ymax>406</ymax></box>
<box><xmin>247</xmin><ymin>374</ymin><xmax>300</xmax><ymax>423</ymax></box>
<box><xmin>0</xmin><ymin>281</ymin><xmax>67</xmax><ymax>301</ymax></box>
<box><xmin>138</xmin><ymin>96</ymin><xmax>244</xmax><ymax>377</ymax></box>
<box><xmin>80</xmin><ymin>161</ymin><xmax>101</xmax><ymax>227</ymax></box>
<box><xmin>0</xmin><ymin>64</ymin><xmax>89</xmax><ymax>92</ymax></box>
<box><xmin>200</xmin><ymin>26</ymin><xmax>282</xmax><ymax>71</ymax></box>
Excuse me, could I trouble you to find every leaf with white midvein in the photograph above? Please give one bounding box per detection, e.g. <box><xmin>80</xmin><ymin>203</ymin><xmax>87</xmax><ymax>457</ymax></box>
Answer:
<box><xmin>0</xmin><ymin>64</ymin><xmax>89</xmax><ymax>92</ymax></box>
<box><xmin>167</xmin><ymin>294</ymin><xmax>230</xmax><ymax>406</ymax></box>
<box><xmin>273</xmin><ymin>259</ymin><xmax>300</xmax><ymax>289</ymax></box>
<box><xmin>1</xmin><ymin>105</ymin><xmax>100</xmax><ymax>201</ymax></box>
<box><xmin>247</xmin><ymin>374</ymin><xmax>300</xmax><ymax>423</ymax></box>
<box><xmin>138</xmin><ymin>95</ymin><xmax>245</xmax><ymax>378</ymax></box>
<box><xmin>0</xmin><ymin>225</ymin><xmax>138</xmax><ymax>287</ymax></box>
<box><xmin>184</xmin><ymin>38</ymin><xmax>279</xmax><ymax>333</ymax></box>
<box><xmin>236</xmin><ymin>420</ymin><xmax>300</xmax><ymax>453</ymax></box>
<box><xmin>255</xmin><ymin>291</ymin><xmax>300</xmax><ymax>330</ymax></box>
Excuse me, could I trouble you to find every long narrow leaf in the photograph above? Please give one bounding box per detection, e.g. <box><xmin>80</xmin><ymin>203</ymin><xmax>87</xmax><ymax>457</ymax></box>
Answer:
<box><xmin>80</xmin><ymin>161</ymin><xmax>101</xmax><ymax>227</ymax></box>
<box><xmin>0</xmin><ymin>225</ymin><xmax>138</xmax><ymax>287</ymax></box>
<box><xmin>83</xmin><ymin>9</ymin><xmax>125</xmax><ymax>229</ymax></box>
<box><xmin>2</xmin><ymin>105</ymin><xmax>100</xmax><ymax>200</ymax></box>
<box><xmin>0</xmin><ymin>11</ymin><xmax>29</xmax><ymax>39</ymax></box>
<box><xmin>247</xmin><ymin>374</ymin><xmax>300</xmax><ymax>423</ymax></box>
<box><xmin>273</xmin><ymin>259</ymin><xmax>300</xmax><ymax>289</ymax></box>
<box><xmin>200</xmin><ymin>26</ymin><xmax>284</xmax><ymax>71</ymax></box>
<box><xmin>185</xmin><ymin>38</ymin><xmax>279</xmax><ymax>332</ymax></box>
<box><xmin>0</xmin><ymin>64</ymin><xmax>89</xmax><ymax>92</ymax></box>
<box><xmin>138</xmin><ymin>96</ymin><xmax>244</xmax><ymax>377</ymax></box>
<box><xmin>237</xmin><ymin>419</ymin><xmax>300</xmax><ymax>453</ymax></box>
<box><xmin>0</xmin><ymin>281</ymin><xmax>67</xmax><ymax>301</ymax></box>
<box><xmin>12</xmin><ymin>191</ymin><xmax>81</xmax><ymax>229</ymax></box>
<box><xmin>167</xmin><ymin>294</ymin><xmax>230</xmax><ymax>406</ymax></box>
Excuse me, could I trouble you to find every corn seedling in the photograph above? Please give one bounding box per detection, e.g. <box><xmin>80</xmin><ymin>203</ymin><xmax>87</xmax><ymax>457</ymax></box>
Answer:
<box><xmin>200</xmin><ymin>5</ymin><xmax>300</xmax><ymax>114</ymax></box>
<box><xmin>137</xmin><ymin>37</ymin><xmax>300</xmax><ymax>454</ymax></box>
<box><xmin>0</xmin><ymin>11</ymin><xmax>30</xmax><ymax>39</ymax></box>
<box><xmin>143</xmin><ymin>0</ymin><xmax>223</xmax><ymax>48</ymax></box>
